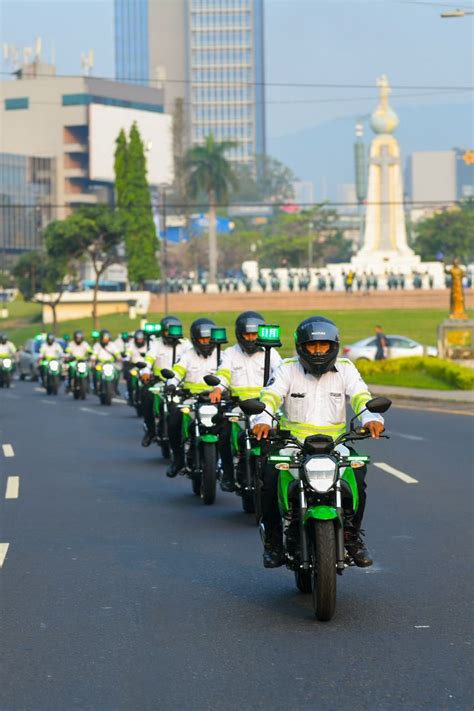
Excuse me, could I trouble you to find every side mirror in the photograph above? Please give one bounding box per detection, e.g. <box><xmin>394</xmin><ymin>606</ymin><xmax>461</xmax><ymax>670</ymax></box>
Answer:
<box><xmin>365</xmin><ymin>397</ymin><xmax>392</xmax><ymax>414</ymax></box>
<box><xmin>239</xmin><ymin>398</ymin><xmax>266</xmax><ymax>416</ymax></box>
<box><xmin>204</xmin><ymin>374</ymin><xmax>220</xmax><ymax>387</ymax></box>
<box><xmin>160</xmin><ymin>368</ymin><xmax>175</xmax><ymax>380</ymax></box>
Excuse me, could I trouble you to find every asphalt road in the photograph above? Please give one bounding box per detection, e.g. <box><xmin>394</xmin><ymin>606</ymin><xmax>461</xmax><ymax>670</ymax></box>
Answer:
<box><xmin>0</xmin><ymin>381</ymin><xmax>472</xmax><ymax>711</ymax></box>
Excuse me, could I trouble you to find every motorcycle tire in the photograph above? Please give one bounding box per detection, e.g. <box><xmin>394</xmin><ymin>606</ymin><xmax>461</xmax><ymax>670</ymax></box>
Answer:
<box><xmin>51</xmin><ymin>377</ymin><xmax>58</xmax><ymax>396</ymax></box>
<box><xmin>295</xmin><ymin>569</ymin><xmax>312</xmax><ymax>594</ymax></box>
<box><xmin>80</xmin><ymin>379</ymin><xmax>87</xmax><ymax>400</ymax></box>
<box><xmin>241</xmin><ymin>489</ymin><xmax>255</xmax><ymax>514</ymax></box>
<box><xmin>311</xmin><ymin>520</ymin><xmax>337</xmax><ymax>622</ymax></box>
<box><xmin>200</xmin><ymin>444</ymin><xmax>217</xmax><ymax>505</ymax></box>
<box><xmin>100</xmin><ymin>381</ymin><xmax>113</xmax><ymax>406</ymax></box>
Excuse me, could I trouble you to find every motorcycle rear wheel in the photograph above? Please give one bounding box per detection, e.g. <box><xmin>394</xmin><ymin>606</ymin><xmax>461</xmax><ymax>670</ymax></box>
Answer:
<box><xmin>311</xmin><ymin>520</ymin><xmax>337</xmax><ymax>621</ymax></box>
<box><xmin>201</xmin><ymin>444</ymin><xmax>217</xmax><ymax>505</ymax></box>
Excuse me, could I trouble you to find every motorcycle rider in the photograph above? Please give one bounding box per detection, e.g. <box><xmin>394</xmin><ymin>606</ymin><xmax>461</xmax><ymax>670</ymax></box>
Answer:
<box><xmin>124</xmin><ymin>329</ymin><xmax>148</xmax><ymax>404</ymax></box>
<box><xmin>0</xmin><ymin>333</ymin><xmax>17</xmax><ymax>379</ymax></box>
<box><xmin>209</xmin><ymin>311</ymin><xmax>282</xmax><ymax>492</ymax></box>
<box><xmin>65</xmin><ymin>330</ymin><xmax>93</xmax><ymax>390</ymax></box>
<box><xmin>140</xmin><ymin>316</ymin><xmax>191</xmax><ymax>447</ymax></box>
<box><xmin>39</xmin><ymin>333</ymin><xmax>64</xmax><ymax>385</ymax></box>
<box><xmin>114</xmin><ymin>331</ymin><xmax>130</xmax><ymax>357</ymax></box>
<box><xmin>91</xmin><ymin>329</ymin><xmax>121</xmax><ymax>394</ymax></box>
<box><xmin>252</xmin><ymin>316</ymin><xmax>385</xmax><ymax>569</ymax></box>
<box><xmin>165</xmin><ymin>317</ymin><xmax>218</xmax><ymax>477</ymax></box>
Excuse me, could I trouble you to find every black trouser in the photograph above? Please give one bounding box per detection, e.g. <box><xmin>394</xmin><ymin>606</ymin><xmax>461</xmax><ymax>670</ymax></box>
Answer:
<box><xmin>261</xmin><ymin>452</ymin><xmax>368</xmax><ymax>543</ymax></box>
<box><xmin>142</xmin><ymin>387</ymin><xmax>156</xmax><ymax>436</ymax></box>
<box><xmin>218</xmin><ymin>418</ymin><xmax>235</xmax><ymax>481</ymax></box>
<box><xmin>168</xmin><ymin>402</ymin><xmax>184</xmax><ymax>468</ymax></box>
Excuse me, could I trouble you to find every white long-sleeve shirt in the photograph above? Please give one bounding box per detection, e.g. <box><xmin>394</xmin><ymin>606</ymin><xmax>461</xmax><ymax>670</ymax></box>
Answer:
<box><xmin>255</xmin><ymin>356</ymin><xmax>383</xmax><ymax>441</ymax></box>
<box><xmin>39</xmin><ymin>342</ymin><xmax>64</xmax><ymax>360</ymax></box>
<box><xmin>92</xmin><ymin>342</ymin><xmax>121</xmax><ymax>363</ymax></box>
<box><xmin>65</xmin><ymin>341</ymin><xmax>93</xmax><ymax>360</ymax></box>
<box><xmin>145</xmin><ymin>337</ymin><xmax>191</xmax><ymax>375</ymax></box>
<box><xmin>216</xmin><ymin>344</ymin><xmax>282</xmax><ymax>399</ymax></box>
<box><xmin>0</xmin><ymin>340</ymin><xmax>16</xmax><ymax>358</ymax></box>
<box><xmin>170</xmin><ymin>347</ymin><xmax>218</xmax><ymax>394</ymax></box>
<box><xmin>125</xmin><ymin>343</ymin><xmax>148</xmax><ymax>364</ymax></box>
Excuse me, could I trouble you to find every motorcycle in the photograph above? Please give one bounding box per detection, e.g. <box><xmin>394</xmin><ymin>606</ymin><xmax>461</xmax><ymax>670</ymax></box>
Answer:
<box><xmin>0</xmin><ymin>357</ymin><xmax>14</xmax><ymax>388</ymax></box>
<box><xmin>68</xmin><ymin>359</ymin><xmax>90</xmax><ymax>400</ymax></box>
<box><xmin>240</xmin><ymin>396</ymin><xmax>391</xmax><ymax>622</ymax></box>
<box><xmin>162</xmin><ymin>370</ymin><xmax>220</xmax><ymax>505</ymax></box>
<box><xmin>205</xmin><ymin>374</ymin><xmax>262</xmax><ymax>520</ymax></box>
<box><xmin>42</xmin><ymin>358</ymin><xmax>61</xmax><ymax>395</ymax></box>
<box><xmin>128</xmin><ymin>362</ymin><xmax>149</xmax><ymax>417</ymax></box>
<box><xmin>147</xmin><ymin>379</ymin><xmax>173</xmax><ymax>459</ymax></box>
<box><xmin>95</xmin><ymin>361</ymin><xmax>117</xmax><ymax>406</ymax></box>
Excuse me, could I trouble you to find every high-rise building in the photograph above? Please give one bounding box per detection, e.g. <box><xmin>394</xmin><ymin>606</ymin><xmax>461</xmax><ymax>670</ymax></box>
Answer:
<box><xmin>115</xmin><ymin>0</ymin><xmax>266</xmax><ymax>166</ymax></box>
<box><xmin>406</xmin><ymin>148</ymin><xmax>474</xmax><ymax>203</ymax></box>
<box><xmin>115</xmin><ymin>0</ymin><xmax>150</xmax><ymax>85</ymax></box>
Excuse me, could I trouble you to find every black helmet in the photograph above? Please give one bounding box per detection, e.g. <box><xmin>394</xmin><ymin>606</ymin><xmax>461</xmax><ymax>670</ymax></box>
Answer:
<box><xmin>235</xmin><ymin>311</ymin><xmax>265</xmax><ymax>355</ymax></box>
<box><xmin>99</xmin><ymin>329</ymin><xmax>111</xmax><ymax>346</ymax></box>
<box><xmin>46</xmin><ymin>332</ymin><xmax>55</xmax><ymax>345</ymax></box>
<box><xmin>295</xmin><ymin>316</ymin><xmax>339</xmax><ymax>378</ymax></box>
<box><xmin>73</xmin><ymin>330</ymin><xmax>84</xmax><ymax>344</ymax></box>
<box><xmin>134</xmin><ymin>329</ymin><xmax>146</xmax><ymax>348</ymax></box>
<box><xmin>190</xmin><ymin>317</ymin><xmax>216</xmax><ymax>357</ymax></box>
<box><xmin>0</xmin><ymin>333</ymin><xmax>6</xmax><ymax>344</ymax></box>
<box><xmin>160</xmin><ymin>315</ymin><xmax>182</xmax><ymax>346</ymax></box>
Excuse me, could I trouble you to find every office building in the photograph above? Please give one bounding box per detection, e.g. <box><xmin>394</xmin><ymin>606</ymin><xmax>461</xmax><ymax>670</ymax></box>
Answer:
<box><xmin>406</xmin><ymin>148</ymin><xmax>474</xmax><ymax>204</ymax></box>
<box><xmin>115</xmin><ymin>0</ymin><xmax>150</xmax><ymax>85</ymax></box>
<box><xmin>1</xmin><ymin>62</ymin><xmax>173</xmax><ymax>224</ymax></box>
<box><xmin>115</xmin><ymin>0</ymin><xmax>266</xmax><ymax>166</ymax></box>
<box><xmin>0</xmin><ymin>153</ymin><xmax>56</xmax><ymax>263</ymax></box>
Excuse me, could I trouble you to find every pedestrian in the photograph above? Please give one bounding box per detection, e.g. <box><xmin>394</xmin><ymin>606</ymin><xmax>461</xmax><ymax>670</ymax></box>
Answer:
<box><xmin>374</xmin><ymin>325</ymin><xmax>387</xmax><ymax>361</ymax></box>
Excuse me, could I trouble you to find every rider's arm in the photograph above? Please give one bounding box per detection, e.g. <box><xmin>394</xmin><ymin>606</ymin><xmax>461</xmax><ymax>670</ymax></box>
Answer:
<box><xmin>343</xmin><ymin>361</ymin><xmax>384</xmax><ymax>429</ymax></box>
<box><xmin>169</xmin><ymin>352</ymin><xmax>189</xmax><ymax>388</ymax></box>
<box><xmin>254</xmin><ymin>361</ymin><xmax>290</xmax><ymax>427</ymax></box>
<box><xmin>215</xmin><ymin>347</ymin><xmax>232</xmax><ymax>390</ymax></box>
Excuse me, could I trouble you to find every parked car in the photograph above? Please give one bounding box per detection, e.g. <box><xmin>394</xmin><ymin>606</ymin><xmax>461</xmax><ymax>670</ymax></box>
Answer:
<box><xmin>18</xmin><ymin>337</ymin><xmax>67</xmax><ymax>380</ymax></box>
<box><xmin>342</xmin><ymin>335</ymin><xmax>437</xmax><ymax>361</ymax></box>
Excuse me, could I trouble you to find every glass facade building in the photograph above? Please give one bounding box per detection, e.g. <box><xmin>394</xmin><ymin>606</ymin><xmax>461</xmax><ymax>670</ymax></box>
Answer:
<box><xmin>188</xmin><ymin>0</ymin><xmax>265</xmax><ymax>165</ymax></box>
<box><xmin>0</xmin><ymin>154</ymin><xmax>56</xmax><ymax>264</ymax></box>
<box><xmin>114</xmin><ymin>0</ymin><xmax>150</xmax><ymax>85</ymax></box>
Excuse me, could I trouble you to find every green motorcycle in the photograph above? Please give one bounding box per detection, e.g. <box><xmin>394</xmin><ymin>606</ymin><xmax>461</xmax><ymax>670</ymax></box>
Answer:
<box><xmin>240</xmin><ymin>396</ymin><xmax>391</xmax><ymax>622</ymax></box>
<box><xmin>44</xmin><ymin>358</ymin><xmax>61</xmax><ymax>396</ymax></box>
<box><xmin>0</xmin><ymin>356</ymin><xmax>14</xmax><ymax>388</ymax></box>
<box><xmin>68</xmin><ymin>359</ymin><xmax>90</xmax><ymax>400</ymax></box>
<box><xmin>95</xmin><ymin>361</ymin><xmax>117</xmax><ymax>406</ymax></box>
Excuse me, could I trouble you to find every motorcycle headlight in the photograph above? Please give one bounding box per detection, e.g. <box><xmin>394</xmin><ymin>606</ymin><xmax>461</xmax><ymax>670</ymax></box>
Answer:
<box><xmin>49</xmin><ymin>360</ymin><xmax>59</xmax><ymax>371</ymax></box>
<box><xmin>103</xmin><ymin>363</ymin><xmax>114</xmax><ymax>376</ymax></box>
<box><xmin>2</xmin><ymin>358</ymin><xmax>12</xmax><ymax>368</ymax></box>
<box><xmin>199</xmin><ymin>404</ymin><xmax>218</xmax><ymax>428</ymax></box>
<box><xmin>304</xmin><ymin>457</ymin><xmax>337</xmax><ymax>493</ymax></box>
<box><xmin>77</xmin><ymin>362</ymin><xmax>87</xmax><ymax>373</ymax></box>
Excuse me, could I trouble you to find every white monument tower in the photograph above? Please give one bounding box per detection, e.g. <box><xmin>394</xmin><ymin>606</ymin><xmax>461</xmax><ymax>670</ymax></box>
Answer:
<box><xmin>351</xmin><ymin>75</ymin><xmax>420</xmax><ymax>273</ymax></box>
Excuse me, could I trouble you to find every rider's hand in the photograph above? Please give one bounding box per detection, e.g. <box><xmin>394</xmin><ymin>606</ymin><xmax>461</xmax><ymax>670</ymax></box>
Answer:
<box><xmin>252</xmin><ymin>423</ymin><xmax>271</xmax><ymax>441</ymax></box>
<box><xmin>366</xmin><ymin>420</ymin><xmax>385</xmax><ymax>439</ymax></box>
<box><xmin>209</xmin><ymin>387</ymin><xmax>222</xmax><ymax>404</ymax></box>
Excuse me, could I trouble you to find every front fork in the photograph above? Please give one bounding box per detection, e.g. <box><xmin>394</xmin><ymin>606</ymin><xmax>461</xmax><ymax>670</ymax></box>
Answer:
<box><xmin>243</xmin><ymin>419</ymin><xmax>253</xmax><ymax>491</ymax></box>
<box><xmin>299</xmin><ymin>480</ymin><xmax>345</xmax><ymax>573</ymax></box>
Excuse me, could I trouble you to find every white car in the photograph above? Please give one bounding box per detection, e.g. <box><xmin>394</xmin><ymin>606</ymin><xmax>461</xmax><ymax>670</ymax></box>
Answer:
<box><xmin>342</xmin><ymin>335</ymin><xmax>437</xmax><ymax>361</ymax></box>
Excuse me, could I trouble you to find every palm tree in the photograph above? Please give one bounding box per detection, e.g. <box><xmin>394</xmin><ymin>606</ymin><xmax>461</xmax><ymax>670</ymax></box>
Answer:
<box><xmin>184</xmin><ymin>134</ymin><xmax>237</xmax><ymax>283</ymax></box>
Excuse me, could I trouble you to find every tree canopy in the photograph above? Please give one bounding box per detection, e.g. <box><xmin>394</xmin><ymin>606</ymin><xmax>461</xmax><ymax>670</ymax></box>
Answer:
<box><xmin>413</xmin><ymin>202</ymin><xmax>474</xmax><ymax>262</ymax></box>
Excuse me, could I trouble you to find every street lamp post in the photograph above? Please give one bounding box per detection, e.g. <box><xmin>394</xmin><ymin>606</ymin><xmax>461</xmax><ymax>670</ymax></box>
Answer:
<box><xmin>160</xmin><ymin>186</ymin><xmax>169</xmax><ymax>315</ymax></box>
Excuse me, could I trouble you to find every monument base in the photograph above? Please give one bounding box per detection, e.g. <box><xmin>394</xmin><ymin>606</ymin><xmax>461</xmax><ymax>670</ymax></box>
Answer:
<box><xmin>437</xmin><ymin>319</ymin><xmax>474</xmax><ymax>361</ymax></box>
<box><xmin>350</xmin><ymin>249</ymin><xmax>421</xmax><ymax>273</ymax></box>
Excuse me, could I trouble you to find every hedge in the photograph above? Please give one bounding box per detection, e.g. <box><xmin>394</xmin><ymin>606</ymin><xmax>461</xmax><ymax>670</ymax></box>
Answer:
<box><xmin>356</xmin><ymin>356</ymin><xmax>474</xmax><ymax>391</ymax></box>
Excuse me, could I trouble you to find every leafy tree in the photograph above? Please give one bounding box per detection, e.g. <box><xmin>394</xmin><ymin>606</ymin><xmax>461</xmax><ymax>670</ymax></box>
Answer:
<box><xmin>184</xmin><ymin>133</ymin><xmax>238</xmax><ymax>282</ymax></box>
<box><xmin>12</xmin><ymin>251</ymin><xmax>69</xmax><ymax>333</ymax></box>
<box><xmin>413</xmin><ymin>203</ymin><xmax>474</xmax><ymax>262</ymax></box>
<box><xmin>229</xmin><ymin>155</ymin><xmax>297</xmax><ymax>205</ymax></box>
<box><xmin>114</xmin><ymin>123</ymin><xmax>160</xmax><ymax>286</ymax></box>
<box><xmin>46</xmin><ymin>206</ymin><xmax>124</xmax><ymax>329</ymax></box>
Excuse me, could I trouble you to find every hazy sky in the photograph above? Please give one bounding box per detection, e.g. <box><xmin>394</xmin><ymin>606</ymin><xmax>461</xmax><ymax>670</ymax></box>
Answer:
<box><xmin>1</xmin><ymin>0</ymin><xmax>473</xmax><ymax>139</ymax></box>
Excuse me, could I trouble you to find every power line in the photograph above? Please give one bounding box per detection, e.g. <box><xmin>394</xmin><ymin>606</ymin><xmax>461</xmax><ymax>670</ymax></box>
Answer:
<box><xmin>0</xmin><ymin>69</ymin><xmax>472</xmax><ymax>92</ymax></box>
<box><xmin>0</xmin><ymin>200</ymin><xmax>469</xmax><ymax>209</ymax></box>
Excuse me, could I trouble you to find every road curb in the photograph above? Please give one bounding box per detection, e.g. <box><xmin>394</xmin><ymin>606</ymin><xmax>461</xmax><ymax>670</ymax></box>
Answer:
<box><xmin>369</xmin><ymin>383</ymin><xmax>474</xmax><ymax>405</ymax></box>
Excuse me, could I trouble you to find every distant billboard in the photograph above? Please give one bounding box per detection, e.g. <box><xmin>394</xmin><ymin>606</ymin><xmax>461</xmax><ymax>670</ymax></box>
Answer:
<box><xmin>89</xmin><ymin>104</ymin><xmax>173</xmax><ymax>185</ymax></box>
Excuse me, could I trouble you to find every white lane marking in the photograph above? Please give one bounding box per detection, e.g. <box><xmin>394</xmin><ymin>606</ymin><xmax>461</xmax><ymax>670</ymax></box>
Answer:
<box><xmin>2</xmin><ymin>444</ymin><xmax>14</xmax><ymax>457</ymax></box>
<box><xmin>390</xmin><ymin>430</ymin><xmax>427</xmax><ymax>442</ymax></box>
<box><xmin>0</xmin><ymin>543</ymin><xmax>10</xmax><ymax>568</ymax></box>
<box><xmin>5</xmin><ymin>476</ymin><xmax>19</xmax><ymax>499</ymax></box>
<box><xmin>112</xmin><ymin>398</ymin><xmax>127</xmax><ymax>404</ymax></box>
<box><xmin>41</xmin><ymin>399</ymin><xmax>57</xmax><ymax>406</ymax></box>
<box><xmin>34</xmin><ymin>387</ymin><xmax>44</xmax><ymax>392</ymax></box>
<box><xmin>374</xmin><ymin>462</ymin><xmax>419</xmax><ymax>485</ymax></box>
<box><xmin>79</xmin><ymin>407</ymin><xmax>108</xmax><ymax>417</ymax></box>
<box><xmin>415</xmin><ymin>625</ymin><xmax>430</xmax><ymax>629</ymax></box>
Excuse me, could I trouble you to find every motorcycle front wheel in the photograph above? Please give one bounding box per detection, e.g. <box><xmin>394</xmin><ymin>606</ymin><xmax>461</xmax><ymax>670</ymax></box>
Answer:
<box><xmin>311</xmin><ymin>520</ymin><xmax>337</xmax><ymax>621</ymax></box>
<box><xmin>100</xmin><ymin>380</ymin><xmax>113</xmax><ymax>406</ymax></box>
<box><xmin>200</xmin><ymin>443</ymin><xmax>217</xmax><ymax>505</ymax></box>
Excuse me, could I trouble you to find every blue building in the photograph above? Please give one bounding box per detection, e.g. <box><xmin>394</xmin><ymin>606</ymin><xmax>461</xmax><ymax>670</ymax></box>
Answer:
<box><xmin>114</xmin><ymin>0</ymin><xmax>150</xmax><ymax>85</ymax></box>
<box><xmin>115</xmin><ymin>0</ymin><xmax>266</xmax><ymax>167</ymax></box>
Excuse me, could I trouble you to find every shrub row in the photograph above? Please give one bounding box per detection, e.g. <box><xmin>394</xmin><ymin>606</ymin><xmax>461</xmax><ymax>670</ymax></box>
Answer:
<box><xmin>355</xmin><ymin>356</ymin><xmax>474</xmax><ymax>390</ymax></box>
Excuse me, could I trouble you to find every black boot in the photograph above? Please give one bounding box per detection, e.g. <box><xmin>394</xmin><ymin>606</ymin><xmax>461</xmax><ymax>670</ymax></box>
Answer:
<box><xmin>167</xmin><ymin>457</ymin><xmax>184</xmax><ymax>478</ymax></box>
<box><xmin>345</xmin><ymin>527</ymin><xmax>373</xmax><ymax>567</ymax></box>
<box><xmin>141</xmin><ymin>430</ymin><xmax>154</xmax><ymax>447</ymax></box>
<box><xmin>220</xmin><ymin>471</ymin><xmax>235</xmax><ymax>492</ymax></box>
<box><xmin>263</xmin><ymin>530</ymin><xmax>284</xmax><ymax>569</ymax></box>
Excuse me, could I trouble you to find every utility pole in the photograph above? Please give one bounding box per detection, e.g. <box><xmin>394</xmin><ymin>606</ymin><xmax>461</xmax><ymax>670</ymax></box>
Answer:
<box><xmin>160</xmin><ymin>186</ymin><xmax>169</xmax><ymax>315</ymax></box>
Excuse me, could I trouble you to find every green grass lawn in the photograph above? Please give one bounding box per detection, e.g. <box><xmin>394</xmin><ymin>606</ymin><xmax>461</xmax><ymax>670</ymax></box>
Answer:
<box><xmin>362</xmin><ymin>370</ymin><xmax>453</xmax><ymax>390</ymax></box>
<box><xmin>2</xmin><ymin>304</ymin><xmax>473</xmax><ymax>390</ymax></box>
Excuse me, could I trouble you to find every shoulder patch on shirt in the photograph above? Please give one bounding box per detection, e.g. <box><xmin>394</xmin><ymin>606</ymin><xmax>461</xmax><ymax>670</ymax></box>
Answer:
<box><xmin>282</xmin><ymin>357</ymin><xmax>298</xmax><ymax>367</ymax></box>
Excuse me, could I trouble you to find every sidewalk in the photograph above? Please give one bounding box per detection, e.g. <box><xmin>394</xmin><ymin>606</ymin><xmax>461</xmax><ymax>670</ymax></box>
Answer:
<box><xmin>369</xmin><ymin>383</ymin><xmax>474</xmax><ymax>404</ymax></box>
